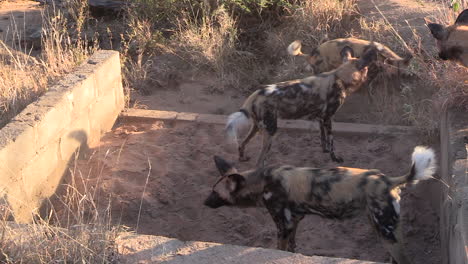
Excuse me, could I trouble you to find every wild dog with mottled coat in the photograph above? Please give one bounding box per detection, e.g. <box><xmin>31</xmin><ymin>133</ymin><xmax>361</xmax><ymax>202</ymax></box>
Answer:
<box><xmin>226</xmin><ymin>46</ymin><xmax>377</xmax><ymax>166</ymax></box>
<box><xmin>204</xmin><ymin>146</ymin><xmax>436</xmax><ymax>264</ymax></box>
<box><xmin>427</xmin><ymin>9</ymin><xmax>468</xmax><ymax>67</ymax></box>
<box><xmin>288</xmin><ymin>38</ymin><xmax>412</xmax><ymax>81</ymax></box>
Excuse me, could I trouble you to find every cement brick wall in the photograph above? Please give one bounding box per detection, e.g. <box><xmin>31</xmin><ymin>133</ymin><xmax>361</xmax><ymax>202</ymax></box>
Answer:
<box><xmin>0</xmin><ymin>50</ymin><xmax>124</xmax><ymax>223</ymax></box>
<box><xmin>439</xmin><ymin>108</ymin><xmax>468</xmax><ymax>264</ymax></box>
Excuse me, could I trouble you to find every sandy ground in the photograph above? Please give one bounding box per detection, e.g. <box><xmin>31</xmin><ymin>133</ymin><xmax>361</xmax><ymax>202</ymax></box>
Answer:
<box><xmin>0</xmin><ymin>0</ymin><xmax>42</xmax><ymax>48</ymax></box>
<box><xmin>65</xmin><ymin>120</ymin><xmax>441</xmax><ymax>263</ymax></box>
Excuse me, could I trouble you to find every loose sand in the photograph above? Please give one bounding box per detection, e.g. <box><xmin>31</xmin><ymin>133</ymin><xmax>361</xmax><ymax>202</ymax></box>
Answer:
<box><xmin>65</xmin><ymin>120</ymin><xmax>441</xmax><ymax>263</ymax></box>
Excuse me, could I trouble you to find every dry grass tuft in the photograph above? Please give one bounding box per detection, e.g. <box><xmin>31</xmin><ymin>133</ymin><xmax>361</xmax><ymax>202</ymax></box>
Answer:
<box><xmin>0</xmin><ymin>151</ymin><xmax>121</xmax><ymax>263</ymax></box>
<box><xmin>0</xmin><ymin>1</ymin><xmax>95</xmax><ymax>129</ymax></box>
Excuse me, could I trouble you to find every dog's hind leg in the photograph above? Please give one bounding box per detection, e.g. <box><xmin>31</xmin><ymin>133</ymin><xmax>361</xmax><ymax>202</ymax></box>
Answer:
<box><xmin>367</xmin><ymin>194</ymin><xmax>410</xmax><ymax>264</ymax></box>
<box><xmin>319</xmin><ymin>119</ymin><xmax>329</xmax><ymax>153</ymax></box>
<box><xmin>255</xmin><ymin>110</ymin><xmax>277</xmax><ymax>167</ymax></box>
<box><xmin>323</xmin><ymin>117</ymin><xmax>343</xmax><ymax>163</ymax></box>
<box><xmin>256</xmin><ymin>132</ymin><xmax>273</xmax><ymax>168</ymax></box>
<box><xmin>239</xmin><ymin>123</ymin><xmax>259</xmax><ymax>162</ymax></box>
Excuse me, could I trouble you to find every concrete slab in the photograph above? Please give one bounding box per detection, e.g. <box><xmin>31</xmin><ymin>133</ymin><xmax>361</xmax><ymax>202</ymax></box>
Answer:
<box><xmin>122</xmin><ymin>109</ymin><xmax>417</xmax><ymax>135</ymax></box>
<box><xmin>115</xmin><ymin>233</ymin><xmax>385</xmax><ymax>264</ymax></box>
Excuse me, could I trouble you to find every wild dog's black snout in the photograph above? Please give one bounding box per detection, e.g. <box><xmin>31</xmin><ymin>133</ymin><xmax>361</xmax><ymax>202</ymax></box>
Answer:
<box><xmin>204</xmin><ymin>192</ymin><xmax>230</xmax><ymax>208</ymax></box>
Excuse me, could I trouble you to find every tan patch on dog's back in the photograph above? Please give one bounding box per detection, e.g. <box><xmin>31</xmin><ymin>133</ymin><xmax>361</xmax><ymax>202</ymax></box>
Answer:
<box><xmin>273</xmin><ymin>167</ymin><xmax>316</xmax><ymax>203</ymax></box>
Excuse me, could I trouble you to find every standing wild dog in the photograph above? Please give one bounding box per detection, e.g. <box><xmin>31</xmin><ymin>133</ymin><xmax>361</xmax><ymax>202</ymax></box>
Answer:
<box><xmin>204</xmin><ymin>146</ymin><xmax>436</xmax><ymax>264</ymax></box>
<box><xmin>427</xmin><ymin>9</ymin><xmax>468</xmax><ymax>67</ymax></box>
<box><xmin>226</xmin><ymin>46</ymin><xmax>377</xmax><ymax>166</ymax></box>
<box><xmin>287</xmin><ymin>38</ymin><xmax>412</xmax><ymax>82</ymax></box>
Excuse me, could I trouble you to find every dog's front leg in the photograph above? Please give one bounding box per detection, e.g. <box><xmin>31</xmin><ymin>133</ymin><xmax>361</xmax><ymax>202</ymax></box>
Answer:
<box><xmin>286</xmin><ymin>214</ymin><xmax>304</xmax><ymax>252</ymax></box>
<box><xmin>265</xmin><ymin>201</ymin><xmax>296</xmax><ymax>252</ymax></box>
<box><xmin>323</xmin><ymin>117</ymin><xmax>343</xmax><ymax>163</ymax></box>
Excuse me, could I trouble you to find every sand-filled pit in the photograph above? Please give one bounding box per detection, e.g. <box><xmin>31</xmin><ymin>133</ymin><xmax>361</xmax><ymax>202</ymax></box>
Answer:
<box><xmin>64</xmin><ymin>119</ymin><xmax>441</xmax><ymax>263</ymax></box>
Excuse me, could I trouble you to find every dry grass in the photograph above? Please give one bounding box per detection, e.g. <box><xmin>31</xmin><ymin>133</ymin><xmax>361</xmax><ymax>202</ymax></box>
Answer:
<box><xmin>0</xmin><ymin>158</ymin><xmax>119</xmax><ymax>263</ymax></box>
<box><xmin>354</xmin><ymin>4</ymin><xmax>467</xmax><ymax>136</ymax></box>
<box><xmin>0</xmin><ymin>1</ymin><xmax>95</xmax><ymax>129</ymax></box>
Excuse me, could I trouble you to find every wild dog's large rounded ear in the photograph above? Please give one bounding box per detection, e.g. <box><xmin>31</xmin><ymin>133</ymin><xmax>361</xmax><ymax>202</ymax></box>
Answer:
<box><xmin>357</xmin><ymin>47</ymin><xmax>378</xmax><ymax>70</ymax></box>
<box><xmin>227</xmin><ymin>173</ymin><xmax>246</xmax><ymax>192</ymax></box>
<box><xmin>455</xmin><ymin>9</ymin><xmax>468</xmax><ymax>25</ymax></box>
<box><xmin>427</xmin><ymin>23</ymin><xmax>447</xmax><ymax>40</ymax></box>
<box><xmin>213</xmin><ymin>155</ymin><xmax>237</xmax><ymax>176</ymax></box>
<box><xmin>340</xmin><ymin>46</ymin><xmax>354</xmax><ymax>63</ymax></box>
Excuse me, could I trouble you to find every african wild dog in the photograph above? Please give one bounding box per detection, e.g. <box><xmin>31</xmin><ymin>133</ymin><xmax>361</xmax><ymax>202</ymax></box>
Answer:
<box><xmin>287</xmin><ymin>38</ymin><xmax>412</xmax><ymax>82</ymax></box>
<box><xmin>226</xmin><ymin>46</ymin><xmax>377</xmax><ymax>166</ymax></box>
<box><xmin>427</xmin><ymin>9</ymin><xmax>468</xmax><ymax>67</ymax></box>
<box><xmin>204</xmin><ymin>146</ymin><xmax>436</xmax><ymax>264</ymax></box>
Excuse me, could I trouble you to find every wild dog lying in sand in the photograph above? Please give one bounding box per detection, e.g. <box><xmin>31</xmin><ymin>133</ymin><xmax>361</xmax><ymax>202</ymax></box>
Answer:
<box><xmin>226</xmin><ymin>46</ymin><xmax>377</xmax><ymax>166</ymax></box>
<box><xmin>427</xmin><ymin>9</ymin><xmax>468</xmax><ymax>67</ymax></box>
<box><xmin>287</xmin><ymin>38</ymin><xmax>412</xmax><ymax>82</ymax></box>
<box><xmin>204</xmin><ymin>146</ymin><xmax>436</xmax><ymax>264</ymax></box>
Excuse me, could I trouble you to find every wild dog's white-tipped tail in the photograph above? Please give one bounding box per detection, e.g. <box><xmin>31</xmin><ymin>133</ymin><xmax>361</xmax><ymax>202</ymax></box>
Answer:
<box><xmin>411</xmin><ymin>146</ymin><xmax>436</xmax><ymax>181</ymax></box>
<box><xmin>225</xmin><ymin>111</ymin><xmax>250</xmax><ymax>146</ymax></box>
<box><xmin>287</xmin><ymin>40</ymin><xmax>303</xmax><ymax>56</ymax></box>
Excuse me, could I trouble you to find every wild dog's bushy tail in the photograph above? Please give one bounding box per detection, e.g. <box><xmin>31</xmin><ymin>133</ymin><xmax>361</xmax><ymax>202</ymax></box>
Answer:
<box><xmin>226</xmin><ymin>111</ymin><xmax>250</xmax><ymax>146</ymax></box>
<box><xmin>287</xmin><ymin>40</ymin><xmax>305</xmax><ymax>56</ymax></box>
<box><xmin>225</xmin><ymin>90</ymin><xmax>259</xmax><ymax>146</ymax></box>
<box><xmin>390</xmin><ymin>146</ymin><xmax>436</xmax><ymax>187</ymax></box>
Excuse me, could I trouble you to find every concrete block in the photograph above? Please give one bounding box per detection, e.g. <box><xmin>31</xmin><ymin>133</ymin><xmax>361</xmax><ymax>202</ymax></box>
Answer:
<box><xmin>69</xmin><ymin>74</ymin><xmax>97</xmax><ymax>118</ymax></box>
<box><xmin>92</xmin><ymin>51</ymin><xmax>121</xmax><ymax>96</ymax></box>
<box><xmin>59</xmin><ymin>113</ymin><xmax>91</xmax><ymax>162</ymax></box>
<box><xmin>278</xmin><ymin>119</ymin><xmax>313</xmax><ymax>130</ymax></box>
<box><xmin>0</xmin><ymin>121</ymin><xmax>37</xmax><ymax>178</ymax></box>
<box><xmin>115</xmin><ymin>79</ymin><xmax>125</xmax><ymax>110</ymax></box>
<box><xmin>176</xmin><ymin>112</ymin><xmax>199</xmax><ymax>122</ymax></box>
<box><xmin>116</xmin><ymin>233</ymin><xmax>384</xmax><ymax>264</ymax></box>
<box><xmin>0</xmin><ymin>50</ymin><xmax>126</xmax><ymax>222</ymax></box>
<box><xmin>21</xmin><ymin>143</ymin><xmax>60</xmax><ymax>198</ymax></box>
<box><xmin>122</xmin><ymin>109</ymin><xmax>178</xmax><ymax>122</ymax></box>
<box><xmin>89</xmin><ymin>88</ymin><xmax>119</xmax><ymax>138</ymax></box>
<box><xmin>197</xmin><ymin>113</ymin><xmax>226</xmax><ymax>125</ymax></box>
<box><xmin>35</xmin><ymin>102</ymin><xmax>73</xmax><ymax>149</ymax></box>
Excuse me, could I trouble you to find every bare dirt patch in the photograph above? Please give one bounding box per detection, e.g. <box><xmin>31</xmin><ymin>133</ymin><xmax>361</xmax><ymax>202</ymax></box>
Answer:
<box><xmin>64</xmin><ymin>120</ymin><xmax>441</xmax><ymax>263</ymax></box>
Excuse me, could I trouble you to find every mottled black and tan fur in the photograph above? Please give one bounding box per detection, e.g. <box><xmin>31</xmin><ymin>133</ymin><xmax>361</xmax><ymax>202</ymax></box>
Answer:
<box><xmin>204</xmin><ymin>146</ymin><xmax>436</xmax><ymax>264</ymax></box>
<box><xmin>427</xmin><ymin>9</ymin><xmax>468</xmax><ymax>67</ymax></box>
<box><xmin>288</xmin><ymin>38</ymin><xmax>412</xmax><ymax>82</ymax></box>
<box><xmin>226</xmin><ymin>46</ymin><xmax>377</xmax><ymax>166</ymax></box>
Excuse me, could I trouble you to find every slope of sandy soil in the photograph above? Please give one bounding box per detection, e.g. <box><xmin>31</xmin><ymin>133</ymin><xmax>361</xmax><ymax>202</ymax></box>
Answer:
<box><xmin>0</xmin><ymin>0</ymin><xmax>42</xmax><ymax>50</ymax></box>
<box><xmin>65</xmin><ymin>120</ymin><xmax>441</xmax><ymax>263</ymax></box>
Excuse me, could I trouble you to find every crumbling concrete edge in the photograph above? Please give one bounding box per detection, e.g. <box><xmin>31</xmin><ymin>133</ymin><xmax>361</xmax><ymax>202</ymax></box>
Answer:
<box><xmin>121</xmin><ymin>109</ymin><xmax>418</xmax><ymax>135</ymax></box>
<box><xmin>115</xmin><ymin>232</ymin><xmax>385</xmax><ymax>264</ymax></box>
<box><xmin>439</xmin><ymin>107</ymin><xmax>468</xmax><ymax>264</ymax></box>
